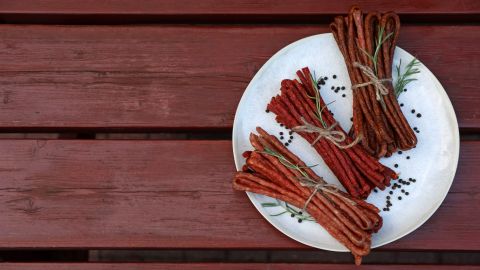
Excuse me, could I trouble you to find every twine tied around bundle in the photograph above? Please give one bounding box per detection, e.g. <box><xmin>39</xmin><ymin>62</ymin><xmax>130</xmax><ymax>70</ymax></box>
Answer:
<box><xmin>352</xmin><ymin>62</ymin><xmax>392</xmax><ymax>102</ymax></box>
<box><xmin>292</xmin><ymin>117</ymin><xmax>361</xmax><ymax>149</ymax></box>
<box><xmin>298</xmin><ymin>176</ymin><xmax>356</xmax><ymax>212</ymax></box>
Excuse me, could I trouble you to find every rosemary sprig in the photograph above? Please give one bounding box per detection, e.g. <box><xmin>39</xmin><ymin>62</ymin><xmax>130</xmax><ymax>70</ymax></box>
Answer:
<box><xmin>308</xmin><ymin>73</ymin><xmax>336</xmax><ymax>128</ymax></box>
<box><xmin>359</xmin><ymin>26</ymin><xmax>394</xmax><ymax>74</ymax></box>
<box><xmin>261</xmin><ymin>147</ymin><xmax>317</xmax><ymax>178</ymax></box>
<box><xmin>261</xmin><ymin>199</ymin><xmax>315</xmax><ymax>221</ymax></box>
<box><xmin>394</xmin><ymin>58</ymin><xmax>420</xmax><ymax>98</ymax></box>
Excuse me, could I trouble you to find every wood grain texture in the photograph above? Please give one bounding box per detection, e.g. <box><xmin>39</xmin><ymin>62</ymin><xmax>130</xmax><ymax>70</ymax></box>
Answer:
<box><xmin>1</xmin><ymin>263</ymin><xmax>479</xmax><ymax>270</ymax></box>
<box><xmin>0</xmin><ymin>140</ymin><xmax>477</xmax><ymax>250</ymax></box>
<box><xmin>0</xmin><ymin>0</ymin><xmax>478</xmax><ymax>23</ymax></box>
<box><xmin>0</xmin><ymin>25</ymin><xmax>478</xmax><ymax>131</ymax></box>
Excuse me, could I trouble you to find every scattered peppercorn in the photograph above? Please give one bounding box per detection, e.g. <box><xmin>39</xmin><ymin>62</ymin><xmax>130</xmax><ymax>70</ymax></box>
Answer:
<box><xmin>350</xmin><ymin>117</ymin><xmax>353</xmax><ymax>122</ymax></box>
<box><xmin>401</xmin><ymin>189</ymin><xmax>405</xmax><ymax>193</ymax></box>
<box><xmin>335</xmin><ymin>90</ymin><xmax>339</xmax><ymax>93</ymax></box>
<box><xmin>417</xmin><ymin>113</ymin><xmax>422</xmax><ymax>118</ymax></box>
<box><xmin>387</xmin><ymin>196</ymin><xmax>390</xmax><ymax>199</ymax></box>
<box><xmin>288</xmin><ymin>140</ymin><xmax>292</xmax><ymax>143</ymax></box>
<box><xmin>333</xmin><ymin>75</ymin><xmax>337</xmax><ymax>79</ymax></box>
<box><xmin>285</xmin><ymin>143</ymin><xmax>289</xmax><ymax>146</ymax></box>
<box><xmin>413</xmin><ymin>127</ymin><xmax>418</xmax><ymax>130</ymax></box>
<box><xmin>342</xmin><ymin>94</ymin><xmax>346</xmax><ymax>98</ymax></box>
<box><xmin>406</xmin><ymin>182</ymin><xmax>410</xmax><ymax>185</ymax></box>
<box><xmin>331</xmin><ymin>86</ymin><xmax>335</xmax><ymax>90</ymax></box>
<box><xmin>280</xmin><ymin>132</ymin><xmax>283</xmax><ymax>135</ymax></box>
<box><xmin>336</xmin><ymin>87</ymin><xmax>340</xmax><ymax>91</ymax></box>
<box><xmin>398</xmin><ymin>196</ymin><xmax>402</xmax><ymax>200</ymax></box>
<box><xmin>265</xmin><ymin>109</ymin><xmax>270</xmax><ymax>113</ymax></box>
<box><xmin>406</xmin><ymin>192</ymin><xmax>409</xmax><ymax>195</ymax></box>
<box><xmin>383</xmin><ymin>208</ymin><xmax>387</xmax><ymax>211</ymax></box>
<box><xmin>374</xmin><ymin>189</ymin><xmax>378</xmax><ymax>193</ymax></box>
<box><xmin>398</xmin><ymin>151</ymin><xmax>402</xmax><ymax>154</ymax></box>
<box><xmin>290</xmin><ymin>136</ymin><xmax>293</xmax><ymax>139</ymax></box>
<box><xmin>389</xmin><ymin>191</ymin><xmax>393</xmax><ymax>195</ymax></box>
<box><xmin>341</xmin><ymin>86</ymin><xmax>345</xmax><ymax>90</ymax></box>
<box><xmin>298</xmin><ymin>219</ymin><xmax>302</xmax><ymax>223</ymax></box>
<box><xmin>404</xmin><ymin>89</ymin><xmax>407</xmax><ymax>92</ymax></box>
<box><xmin>394</xmin><ymin>164</ymin><xmax>399</xmax><ymax>168</ymax></box>
<box><xmin>411</xmin><ymin>109</ymin><xmax>415</xmax><ymax>113</ymax></box>
<box><xmin>400</xmin><ymin>103</ymin><xmax>404</xmax><ymax>107</ymax></box>
<box><xmin>299</xmin><ymin>211</ymin><xmax>303</xmax><ymax>215</ymax></box>
<box><xmin>324</xmin><ymin>77</ymin><xmax>328</xmax><ymax>80</ymax></box>
<box><xmin>291</xmin><ymin>213</ymin><xmax>295</xmax><ymax>217</ymax></box>
<box><xmin>406</xmin><ymin>156</ymin><xmax>410</xmax><ymax>159</ymax></box>
<box><xmin>289</xmin><ymin>131</ymin><xmax>293</xmax><ymax>135</ymax></box>
<box><xmin>280</xmin><ymin>124</ymin><xmax>284</xmax><ymax>127</ymax></box>
<box><xmin>280</xmin><ymin>136</ymin><xmax>284</xmax><ymax>140</ymax></box>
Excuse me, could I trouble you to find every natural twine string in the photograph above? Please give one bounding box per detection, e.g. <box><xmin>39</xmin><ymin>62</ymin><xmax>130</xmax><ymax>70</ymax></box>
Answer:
<box><xmin>292</xmin><ymin>117</ymin><xmax>361</xmax><ymax>149</ymax></box>
<box><xmin>352</xmin><ymin>62</ymin><xmax>392</xmax><ymax>101</ymax></box>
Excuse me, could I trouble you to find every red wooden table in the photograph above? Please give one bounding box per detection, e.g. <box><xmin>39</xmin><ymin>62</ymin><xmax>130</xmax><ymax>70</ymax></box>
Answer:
<box><xmin>0</xmin><ymin>1</ymin><xmax>479</xmax><ymax>268</ymax></box>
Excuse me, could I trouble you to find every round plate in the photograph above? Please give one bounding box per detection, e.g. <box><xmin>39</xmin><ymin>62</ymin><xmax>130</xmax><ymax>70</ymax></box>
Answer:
<box><xmin>232</xmin><ymin>33</ymin><xmax>459</xmax><ymax>251</ymax></box>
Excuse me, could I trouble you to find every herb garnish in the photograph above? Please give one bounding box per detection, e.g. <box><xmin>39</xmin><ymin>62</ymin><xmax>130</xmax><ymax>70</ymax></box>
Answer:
<box><xmin>394</xmin><ymin>58</ymin><xmax>420</xmax><ymax>98</ymax></box>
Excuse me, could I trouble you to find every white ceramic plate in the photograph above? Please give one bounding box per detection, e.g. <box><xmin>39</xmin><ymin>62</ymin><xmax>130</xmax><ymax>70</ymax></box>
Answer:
<box><xmin>232</xmin><ymin>33</ymin><xmax>459</xmax><ymax>251</ymax></box>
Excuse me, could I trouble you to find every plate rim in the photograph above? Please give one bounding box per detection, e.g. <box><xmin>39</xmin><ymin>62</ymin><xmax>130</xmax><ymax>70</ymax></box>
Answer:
<box><xmin>232</xmin><ymin>33</ymin><xmax>460</xmax><ymax>252</ymax></box>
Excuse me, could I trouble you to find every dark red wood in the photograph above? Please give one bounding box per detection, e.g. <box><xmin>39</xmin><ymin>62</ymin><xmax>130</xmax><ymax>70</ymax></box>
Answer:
<box><xmin>0</xmin><ymin>0</ymin><xmax>478</xmax><ymax>23</ymax></box>
<box><xmin>0</xmin><ymin>25</ymin><xmax>478</xmax><ymax>131</ymax></box>
<box><xmin>1</xmin><ymin>263</ymin><xmax>479</xmax><ymax>270</ymax></box>
<box><xmin>0</xmin><ymin>140</ymin><xmax>477</xmax><ymax>250</ymax></box>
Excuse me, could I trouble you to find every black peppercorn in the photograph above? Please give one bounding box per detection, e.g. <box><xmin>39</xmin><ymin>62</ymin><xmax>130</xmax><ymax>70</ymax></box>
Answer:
<box><xmin>373</xmin><ymin>189</ymin><xmax>378</xmax><ymax>193</ymax></box>
<box><xmin>404</xmin><ymin>89</ymin><xmax>407</xmax><ymax>92</ymax></box>
<box><xmin>394</xmin><ymin>164</ymin><xmax>399</xmax><ymax>168</ymax></box>
<box><xmin>342</xmin><ymin>94</ymin><xmax>346</xmax><ymax>98</ymax></box>
<box><xmin>398</xmin><ymin>196</ymin><xmax>402</xmax><ymax>200</ymax></box>
<box><xmin>400</xmin><ymin>103</ymin><xmax>404</xmax><ymax>107</ymax></box>
<box><xmin>289</xmin><ymin>131</ymin><xmax>293</xmax><ymax>135</ymax></box>
<box><xmin>398</xmin><ymin>151</ymin><xmax>402</xmax><ymax>154</ymax></box>
<box><xmin>265</xmin><ymin>109</ymin><xmax>269</xmax><ymax>113</ymax></box>
<box><xmin>387</xmin><ymin>196</ymin><xmax>390</xmax><ymax>199</ymax></box>
<box><xmin>280</xmin><ymin>132</ymin><xmax>283</xmax><ymax>135</ymax></box>
<box><xmin>341</xmin><ymin>86</ymin><xmax>345</xmax><ymax>90</ymax></box>
<box><xmin>417</xmin><ymin>113</ymin><xmax>422</xmax><ymax>118</ymax></box>
<box><xmin>383</xmin><ymin>208</ymin><xmax>387</xmax><ymax>211</ymax></box>
<box><xmin>406</xmin><ymin>192</ymin><xmax>409</xmax><ymax>195</ymax></box>
<box><xmin>331</xmin><ymin>86</ymin><xmax>335</xmax><ymax>90</ymax></box>
<box><xmin>324</xmin><ymin>77</ymin><xmax>328</xmax><ymax>80</ymax></box>
<box><xmin>411</xmin><ymin>109</ymin><xmax>415</xmax><ymax>113</ymax></box>
<box><xmin>280</xmin><ymin>136</ymin><xmax>284</xmax><ymax>140</ymax></box>
<box><xmin>333</xmin><ymin>75</ymin><xmax>337</xmax><ymax>79</ymax></box>
<box><xmin>298</xmin><ymin>219</ymin><xmax>303</xmax><ymax>223</ymax></box>
<box><xmin>285</xmin><ymin>143</ymin><xmax>289</xmax><ymax>146</ymax></box>
<box><xmin>288</xmin><ymin>140</ymin><xmax>292</xmax><ymax>143</ymax></box>
<box><xmin>389</xmin><ymin>191</ymin><xmax>393</xmax><ymax>195</ymax></box>
<box><xmin>406</xmin><ymin>156</ymin><xmax>410</xmax><ymax>159</ymax></box>
<box><xmin>290</xmin><ymin>136</ymin><xmax>293</xmax><ymax>139</ymax></box>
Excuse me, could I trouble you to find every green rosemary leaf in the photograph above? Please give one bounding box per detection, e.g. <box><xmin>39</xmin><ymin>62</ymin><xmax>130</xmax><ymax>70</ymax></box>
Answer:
<box><xmin>270</xmin><ymin>211</ymin><xmax>288</xmax><ymax>216</ymax></box>
<box><xmin>261</xmin><ymin>202</ymin><xmax>280</xmax><ymax>207</ymax></box>
<box><xmin>394</xmin><ymin>58</ymin><xmax>420</xmax><ymax>98</ymax></box>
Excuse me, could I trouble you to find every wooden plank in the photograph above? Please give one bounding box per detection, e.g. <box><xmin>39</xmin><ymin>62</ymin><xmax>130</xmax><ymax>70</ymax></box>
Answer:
<box><xmin>1</xmin><ymin>263</ymin><xmax>479</xmax><ymax>270</ymax></box>
<box><xmin>0</xmin><ymin>0</ymin><xmax>478</xmax><ymax>23</ymax></box>
<box><xmin>0</xmin><ymin>140</ymin><xmax>477</xmax><ymax>250</ymax></box>
<box><xmin>0</xmin><ymin>25</ymin><xmax>478</xmax><ymax>131</ymax></box>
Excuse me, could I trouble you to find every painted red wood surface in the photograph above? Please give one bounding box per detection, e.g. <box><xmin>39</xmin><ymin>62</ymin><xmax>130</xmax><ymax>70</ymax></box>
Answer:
<box><xmin>2</xmin><ymin>0</ymin><xmax>478</xmax><ymax>14</ymax></box>
<box><xmin>0</xmin><ymin>140</ymin><xmax>477</xmax><ymax>250</ymax></box>
<box><xmin>0</xmin><ymin>25</ymin><xmax>478</xmax><ymax>130</ymax></box>
<box><xmin>1</xmin><ymin>263</ymin><xmax>479</xmax><ymax>270</ymax></box>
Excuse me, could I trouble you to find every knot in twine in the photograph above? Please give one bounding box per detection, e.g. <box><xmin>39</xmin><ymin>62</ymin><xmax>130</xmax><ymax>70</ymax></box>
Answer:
<box><xmin>352</xmin><ymin>62</ymin><xmax>392</xmax><ymax>102</ymax></box>
<box><xmin>298</xmin><ymin>176</ymin><xmax>357</xmax><ymax>211</ymax></box>
<box><xmin>292</xmin><ymin>117</ymin><xmax>361</xmax><ymax>149</ymax></box>
<box><xmin>298</xmin><ymin>176</ymin><xmax>338</xmax><ymax>211</ymax></box>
